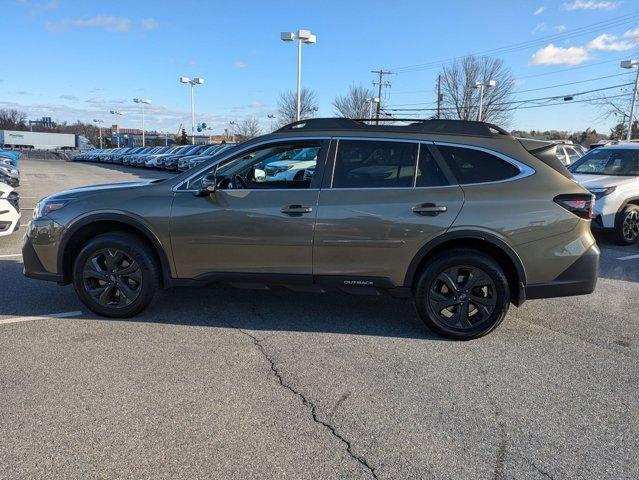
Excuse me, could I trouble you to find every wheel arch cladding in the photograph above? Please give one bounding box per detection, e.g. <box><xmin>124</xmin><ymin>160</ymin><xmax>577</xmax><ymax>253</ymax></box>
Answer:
<box><xmin>58</xmin><ymin>214</ymin><xmax>171</xmax><ymax>286</ymax></box>
<box><xmin>404</xmin><ymin>231</ymin><xmax>526</xmax><ymax>306</ymax></box>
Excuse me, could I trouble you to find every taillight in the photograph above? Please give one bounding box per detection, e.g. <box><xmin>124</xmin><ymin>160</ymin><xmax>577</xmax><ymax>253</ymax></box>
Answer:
<box><xmin>554</xmin><ymin>194</ymin><xmax>594</xmax><ymax>219</ymax></box>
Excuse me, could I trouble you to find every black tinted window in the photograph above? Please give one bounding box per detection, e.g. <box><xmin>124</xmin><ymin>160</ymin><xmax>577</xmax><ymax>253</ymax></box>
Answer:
<box><xmin>438</xmin><ymin>146</ymin><xmax>519</xmax><ymax>184</ymax></box>
<box><xmin>416</xmin><ymin>146</ymin><xmax>449</xmax><ymax>187</ymax></box>
<box><xmin>332</xmin><ymin>140</ymin><xmax>417</xmax><ymax>188</ymax></box>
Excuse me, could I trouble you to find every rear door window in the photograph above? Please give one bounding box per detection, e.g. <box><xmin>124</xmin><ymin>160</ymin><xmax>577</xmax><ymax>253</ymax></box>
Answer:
<box><xmin>436</xmin><ymin>145</ymin><xmax>520</xmax><ymax>184</ymax></box>
<box><xmin>415</xmin><ymin>146</ymin><xmax>450</xmax><ymax>187</ymax></box>
<box><xmin>332</xmin><ymin>140</ymin><xmax>417</xmax><ymax>188</ymax></box>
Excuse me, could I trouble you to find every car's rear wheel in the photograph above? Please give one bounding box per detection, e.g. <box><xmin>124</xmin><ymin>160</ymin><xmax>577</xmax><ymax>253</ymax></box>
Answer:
<box><xmin>414</xmin><ymin>249</ymin><xmax>510</xmax><ymax>340</ymax></box>
<box><xmin>615</xmin><ymin>205</ymin><xmax>639</xmax><ymax>245</ymax></box>
<box><xmin>72</xmin><ymin>232</ymin><xmax>160</xmax><ymax>318</ymax></box>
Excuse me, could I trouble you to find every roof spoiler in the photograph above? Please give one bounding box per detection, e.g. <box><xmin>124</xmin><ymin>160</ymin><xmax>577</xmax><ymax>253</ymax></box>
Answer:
<box><xmin>517</xmin><ymin>137</ymin><xmax>557</xmax><ymax>155</ymax></box>
<box><xmin>515</xmin><ymin>137</ymin><xmax>573</xmax><ymax>179</ymax></box>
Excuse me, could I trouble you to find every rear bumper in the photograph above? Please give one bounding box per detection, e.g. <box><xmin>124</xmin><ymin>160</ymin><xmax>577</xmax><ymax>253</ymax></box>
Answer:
<box><xmin>525</xmin><ymin>243</ymin><xmax>599</xmax><ymax>300</ymax></box>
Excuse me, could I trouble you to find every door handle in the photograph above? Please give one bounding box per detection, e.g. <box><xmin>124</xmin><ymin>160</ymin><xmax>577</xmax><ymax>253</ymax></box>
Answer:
<box><xmin>412</xmin><ymin>203</ymin><xmax>447</xmax><ymax>216</ymax></box>
<box><xmin>281</xmin><ymin>204</ymin><xmax>313</xmax><ymax>215</ymax></box>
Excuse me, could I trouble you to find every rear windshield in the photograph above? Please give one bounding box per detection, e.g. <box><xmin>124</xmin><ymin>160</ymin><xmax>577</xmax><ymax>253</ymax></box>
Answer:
<box><xmin>568</xmin><ymin>148</ymin><xmax>639</xmax><ymax>176</ymax></box>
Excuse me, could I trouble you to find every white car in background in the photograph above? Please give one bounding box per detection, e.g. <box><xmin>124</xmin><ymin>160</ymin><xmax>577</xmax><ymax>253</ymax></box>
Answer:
<box><xmin>263</xmin><ymin>147</ymin><xmax>319</xmax><ymax>182</ymax></box>
<box><xmin>555</xmin><ymin>141</ymin><xmax>586</xmax><ymax>166</ymax></box>
<box><xmin>0</xmin><ymin>182</ymin><xmax>20</xmax><ymax>237</ymax></box>
<box><xmin>569</xmin><ymin>143</ymin><xmax>639</xmax><ymax>245</ymax></box>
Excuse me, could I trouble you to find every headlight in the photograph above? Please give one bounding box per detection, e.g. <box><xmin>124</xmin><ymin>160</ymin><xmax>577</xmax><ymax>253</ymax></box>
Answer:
<box><xmin>588</xmin><ymin>186</ymin><xmax>616</xmax><ymax>200</ymax></box>
<box><xmin>34</xmin><ymin>199</ymin><xmax>72</xmax><ymax>218</ymax></box>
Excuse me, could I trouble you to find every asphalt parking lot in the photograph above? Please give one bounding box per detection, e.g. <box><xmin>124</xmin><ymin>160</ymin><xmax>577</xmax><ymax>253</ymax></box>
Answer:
<box><xmin>0</xmin><ymin>155</ymin><xmax>637</xmax><ymax>479</ymax></box>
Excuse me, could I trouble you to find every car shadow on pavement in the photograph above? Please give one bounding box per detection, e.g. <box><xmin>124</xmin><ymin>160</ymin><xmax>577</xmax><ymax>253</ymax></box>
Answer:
<box><xmin>0</xmin><ymin>258</ymin><xmax>445</xmax><ymax>340</ymax></box>
<box><xmin>593</xmin><ymin>231</ymin><xmax>639</xmax><ymax>283</ymax></box>
<box><xmin>141</xmin><ymin>284</ymin><xmax>447</xmax><ymax>340</ymax></box>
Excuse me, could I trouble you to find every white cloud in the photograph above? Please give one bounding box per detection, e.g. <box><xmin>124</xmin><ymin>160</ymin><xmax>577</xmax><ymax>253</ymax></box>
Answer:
<box><xmin>624</xmin><ymin>28</ymin><xmax>639</xmax><ymax>42</ymax></box>
<box><xmin>532</xmin><ymin>23</ymin><xmax>547</xmax><ymax>34</ymax></box>
<box><xmin>587</xmin><ymin>33</ymin><xmax>635</xmax><ymax>51</ymax></box>
<box><xmin>85</xmin><ymin>97</ymin><xmax>105</xmax><ymax>105</ymax></box>
<box><xmin>562</xmin><ymin>0</ymin><xmax>617</xmax><ymax>10</ymax></box>
<box><xmin>16</xmin><ymin>0</ymin><xmax>58</xmax><ymax>13</ymax></box>
<box><xmin>234</xmin><ymin>60</ymin><xmax>248</xmax><ymax>69</ymax></box>
<box><xmin>555</xmin><ymin>24</ymin><xmax>567</xmax><ymax>32</ymax></box>
<box><xmin>46</xmin><ymin>16</ymin><xmax>131</xmax><ymax>33</ymax></box>
<box><xmin>533</xmin><ymin>6</ymin><xmax>545</xmax><ymax>15</ymax></box>
<box><xmin>530</xmin><ymin>43</ymin><xmax>589</xmax><ymax>65</ymax></box>
<box><xmin>60</xmin><ymin>95</ymin><xmax>78</xmax><ymax>101</ymax></box>
<box><xmin>141</xmin><ymin>18</ymin><xmax>159</xmax><ymax>30</ymax></box>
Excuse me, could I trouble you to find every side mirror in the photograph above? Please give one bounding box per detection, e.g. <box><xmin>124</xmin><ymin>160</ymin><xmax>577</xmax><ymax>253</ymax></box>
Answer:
<box><xmin>195</xmin><ymin>173</ymin><xmax>217</xmax><ymax>196</ymax></box>
<box><xmin>254</xmin><ymin>168</ymin><xmax>266</xmax><ymax>182</ymax></box>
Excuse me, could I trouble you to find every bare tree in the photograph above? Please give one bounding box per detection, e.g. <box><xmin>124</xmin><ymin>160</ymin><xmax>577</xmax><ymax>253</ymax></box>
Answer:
<box><xmin>277</xmin><ymin>88</ymin><xmax>318</xmax><ymax>125</ymax></box>
<box><xmin>333</xmin><ymin>84</ymin><xmax>375</xmax><ymax>118</ymax></box>
<box><xmin>589</xmin><ymin>88</ymin><xmax>635</xmax><ymax>133</ymax></box>
<box><xmin>438</xmin><ymin>56</ymin><xmax>514</xmax><ymax>125</ymax></box>
<box><xmin>0</xmin><ymin>108</ymin><xmax>28</xmax><ymax>130</ymax></box>
<box><xmin>235</xmin><ymin>117</ymin><xmax>262</xmax><ymax>140</ymax></box>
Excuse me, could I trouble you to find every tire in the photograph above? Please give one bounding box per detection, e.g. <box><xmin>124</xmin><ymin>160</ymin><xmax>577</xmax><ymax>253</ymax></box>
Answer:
<box><xmin>615</xmin><ymin>205</ymin><xmax>639</xmax><ymax>246</ymax></box>
<box><xmin>72</xmin><ymin>232</ymin><xmax>160</xmax><ymax>318</ymax></box>
<box><xmin>414</xmin><ymin>249</ymin><xmax>510</xmax><ymax>340</ymax></box>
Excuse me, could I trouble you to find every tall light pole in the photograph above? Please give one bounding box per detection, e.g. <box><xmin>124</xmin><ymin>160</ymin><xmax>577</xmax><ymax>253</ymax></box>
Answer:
<box><xmin>267</xmin><ymin>114</ymin><xmax>276</xmax><ymax>131</ymax></box>
<box><xmin>229</xmin><ymin>121</ymin><xmax>236</xmax><ymax>143</ymax></box>
<box><xmin>179</xmin><ymin>76</ymin><xmax>205</xmax><ymax>145</ymax></box>
<box><xmin>474</xmin><ymin>80</ymin><xmax>496</xmax><ymax>122</ymax></box>
<box><xmin>133</xmin><ymin>98</ymin><xmax>151</xmax><ymax>146</ymax></box>
<box><xmin>92</xmin><ymin>119</ymin><xmax>104</xmax><ymax>149</ymax></box>
<box><xmin>281</xmin><ymin>29</ymin><xmax>317</xmax><ymax>121</ymax></box>
<box><xmin>621</xmin><ymin>60</ymin><xmax>639</xmax><ymax>141</ymax></box>
<box><xmin>109</xmin><ymin>110</ymin><xmax>124</xmax><ymax>147</ymax></box>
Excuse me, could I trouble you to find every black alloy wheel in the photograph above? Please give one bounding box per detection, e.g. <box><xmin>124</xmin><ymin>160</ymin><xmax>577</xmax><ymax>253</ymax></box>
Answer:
<box><xmin>414</xmin><ymin>249</ymin><xmax>510</xmax><ymax>340</ymax></box>
<box><xmin>82</xmin><ymin>248</ymin><xmax>142</xmax><ymax>308</ymax></box>
<box><xmin>73</xmin><ymin>232</ymin><xmax>160</xmax><ymax>317</ymax></box>
<box><xmin>427</xmin><ymin>265</ymin><xmax>497</xmax><ymax>330</ymax></box>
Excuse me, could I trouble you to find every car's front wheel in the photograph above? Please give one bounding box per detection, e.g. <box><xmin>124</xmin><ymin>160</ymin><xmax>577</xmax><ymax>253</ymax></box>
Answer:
<box><xmin>72</xmin><ymin>232</ymin><xmax>160</xmax><ymax>318</ymax></box>
<box><xmin>615</xmin><ymin>205</ymin><xmax>639</xmax><ymax>245</ymax></box>
<box><xmin>414</xmin><ymin>249</ymin><xmax>510</xmax><ymax>340</ymax></box>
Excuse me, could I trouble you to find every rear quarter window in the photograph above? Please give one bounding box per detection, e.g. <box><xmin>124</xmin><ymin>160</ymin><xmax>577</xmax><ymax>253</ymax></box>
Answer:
<box><xmin>436</xmin><ymin>145</ymin><xmax>520</xmax><ymax>184</ymax></box>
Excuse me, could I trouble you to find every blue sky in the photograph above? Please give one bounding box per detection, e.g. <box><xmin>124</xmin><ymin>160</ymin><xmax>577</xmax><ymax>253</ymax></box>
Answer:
<box><xmin>1</xmin><ymin>0</ymin><xmax>638</xmax><ymax>134</ymax></box>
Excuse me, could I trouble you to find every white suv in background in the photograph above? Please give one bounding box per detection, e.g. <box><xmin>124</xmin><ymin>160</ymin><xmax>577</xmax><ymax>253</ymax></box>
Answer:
<box><xmin>569</xmin><ymin>143</ymin><xmax>639</xmax><ymax>245</ymax></box>
<box><xmin>262</xmin><ymin>146</ymin><xmax>319</xmax><ymax>182</ymax></box>
<box><xmin>555</xmin><ymin>141</ymin><xmax>586</xmax><ymax>166</ymax></box>
<box><xmin>0</xmin><ymin>182</ymin><xmax>20</xmax><ymax>237</ymax></box>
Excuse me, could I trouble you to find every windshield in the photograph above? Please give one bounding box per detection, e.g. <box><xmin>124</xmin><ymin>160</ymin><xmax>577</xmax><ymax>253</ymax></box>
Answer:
<box><xmin>568</xmin><ymin>148</ymin><xmax>639</xmax><ymax>176</ymax></box>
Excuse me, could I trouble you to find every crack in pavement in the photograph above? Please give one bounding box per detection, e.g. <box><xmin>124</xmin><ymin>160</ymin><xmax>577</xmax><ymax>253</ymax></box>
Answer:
<box><xmin>230</xmin><ymin>324</ymin><xmax>379</xmax><ymax>479</ymax></box>
<box><xmin>492</xmin><ymin>420</ymin><xmax>507</xmax><ymax>480</ymax></box>
<box><xmin>529</xmin><ymin>460</ymin><xmax>555</xmax><ymax>480</ymax></box>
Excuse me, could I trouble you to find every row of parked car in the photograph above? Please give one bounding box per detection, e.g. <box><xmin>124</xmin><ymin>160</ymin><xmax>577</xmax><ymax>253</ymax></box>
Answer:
<box><xmin>71</xmin><ymin>143</ymin><xmax>235</xmax><ymax>172</ymax></box>
<box><xmin>0</xmin><ymin>150</ymin><xmax>20</xmax><ymax>237</ymax></box>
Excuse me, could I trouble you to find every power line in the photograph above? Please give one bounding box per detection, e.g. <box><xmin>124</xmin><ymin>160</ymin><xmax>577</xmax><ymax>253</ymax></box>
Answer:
<box><xmin>371</xmin><ymin>69</ymin><xmax>393</xmax><ymax>124</ymax></box>
<box><xmin>390</xmin><ymin>11</ymin><xmax>639</xmax><ymax>74</ymax></box>
<box><xmin>381</xmin><ymin>92</ymin><xmax>631</xmax><ymax>118</ymax></box>
<box><xmin>515</xmin><ymin>52</ymin><xmax>639</xmax><ymax>80</ymax></box>
<box><xmin>512</xmin><ymin>71</ymin><xmax>634</xmax><ymax>94</ymax></box>
<box><xmin>384</xmin><ymin>82</ymin><xmax>633</xmax><ymax>112</ymax></box>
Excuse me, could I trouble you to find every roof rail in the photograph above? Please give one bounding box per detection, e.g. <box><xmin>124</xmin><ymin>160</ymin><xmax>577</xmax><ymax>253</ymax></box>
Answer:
<box><xmin>274</xmin><ymin>117</ymin><xmax>510</xmax><ymax>137</ymax></box>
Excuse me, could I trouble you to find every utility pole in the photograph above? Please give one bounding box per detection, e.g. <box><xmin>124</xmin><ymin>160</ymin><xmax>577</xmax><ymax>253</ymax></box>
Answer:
<box><xmin>436</xmin><ymin>75</ymin><xmax>442</xmax><ymax>120</ymax></box>
<box><xmin>371</xmin><ymin>69</ymin><xmax>392</xmax><ymax>125</ymax></box>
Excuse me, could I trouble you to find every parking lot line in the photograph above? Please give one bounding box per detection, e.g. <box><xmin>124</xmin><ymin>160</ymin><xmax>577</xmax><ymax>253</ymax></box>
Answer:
<box><xmin>617</xmin><ymin>253</ymin><xmax>639</xmax><ymax>261</ymax></box>
<box><xmin>0</xmin><ymin>254</ymin><xmax>22</xmax><ymax>258</ymax></box>
<box><xmin>0</xmin><ymin>310</ymin><xmax>83</xmax><ymax>326</ymax></box>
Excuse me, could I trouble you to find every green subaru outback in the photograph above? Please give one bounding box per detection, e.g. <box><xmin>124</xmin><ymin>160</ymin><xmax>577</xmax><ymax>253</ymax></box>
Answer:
<box><xmin>22</xmin><ymin>119</ymin><xmax>598</xmax><ymax>339</ymax></box>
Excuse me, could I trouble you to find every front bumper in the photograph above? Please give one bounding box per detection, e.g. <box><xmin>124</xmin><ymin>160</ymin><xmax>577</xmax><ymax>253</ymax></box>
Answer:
<box><xmin>22</xmin><ymin>218</ymin><xmax>66</xmax><ymax>283</ymax></box>
<box><xmin>525</xmin><ymin>243</ymin><xmax>599</xmax><ymax>300</ymax></box>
